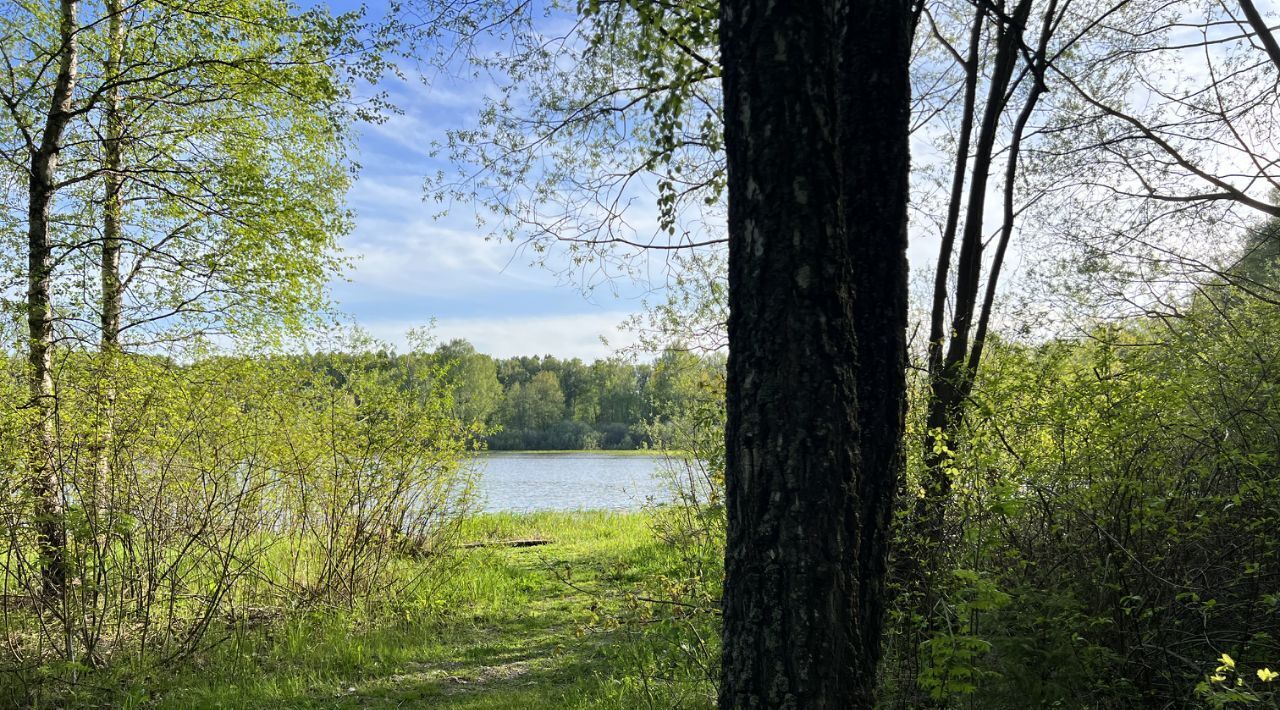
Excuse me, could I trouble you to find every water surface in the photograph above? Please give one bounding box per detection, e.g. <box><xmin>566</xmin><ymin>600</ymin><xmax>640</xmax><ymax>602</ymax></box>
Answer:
<box><xmin>474</xmin><ymin>452</ymin><xmax>669</xmax><ymax>513</ymax></box>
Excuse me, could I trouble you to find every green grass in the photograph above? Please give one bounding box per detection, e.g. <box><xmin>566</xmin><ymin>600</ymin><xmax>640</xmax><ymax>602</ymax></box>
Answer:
<box><xmin>15</xmin><ymin>511</ymin><xmax>715</xmax><ymax>710</ymax></box>
<box><xmin>476</xmin><ymin>449</ymin><xmax>685</xmax><ymax>457</ymax></box>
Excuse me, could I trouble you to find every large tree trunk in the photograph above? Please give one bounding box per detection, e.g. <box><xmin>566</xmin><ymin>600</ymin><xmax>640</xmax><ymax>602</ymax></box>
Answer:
<box><xmin>844</xmin><ymin>0</ymin><xmax>913</xmax><ymax>686</ymax></box>
<box><xmin>28</xmin><ymin>0</ymin><xmax>80</xmax><ymax>600</ymax></box>
<box><xmin>718</xmin><ymin>0</ymin><xmax>911</xmax><ymax>706</ymax></box>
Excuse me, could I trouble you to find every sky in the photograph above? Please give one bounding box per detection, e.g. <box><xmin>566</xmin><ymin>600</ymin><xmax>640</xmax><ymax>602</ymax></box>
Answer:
<box><xmin>327</xmin><ymin>45</ymin><xmax>944</xmax><ymax>361</ymax></box>
<box><xmin>314</xmin><ymin>1</ymin><xmax>1033</xmax><ymax>360</ymax></box>
<box><xmin>319</xmin><ymin>2</ymin><xmax>654</xmax><ymax>361</ymax></box>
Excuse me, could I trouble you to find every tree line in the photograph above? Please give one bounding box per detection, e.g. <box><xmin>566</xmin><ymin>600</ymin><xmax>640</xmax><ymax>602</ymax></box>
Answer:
<box><xmin>428</xmin><ymin>339</ymin><xmax>723</xmax><ymax>451</ymax></box>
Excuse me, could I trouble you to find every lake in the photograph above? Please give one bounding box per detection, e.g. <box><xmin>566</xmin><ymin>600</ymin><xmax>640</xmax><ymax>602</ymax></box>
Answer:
<box><xmin>473</xmin><ymin>452</ymin><xmax>671</xmax><ymax>512</ymax></box>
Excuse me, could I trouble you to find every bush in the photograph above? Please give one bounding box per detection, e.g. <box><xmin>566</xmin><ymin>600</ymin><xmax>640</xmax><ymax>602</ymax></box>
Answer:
<box><xmin>882</xmin><ymin>290</ymin><xmax>1280</xmax><ymax>707</ymax></box>
<box><xmin>0</xmin><ymin>334</ymin><xmax>476</xmax><ymax>695</ymax></box>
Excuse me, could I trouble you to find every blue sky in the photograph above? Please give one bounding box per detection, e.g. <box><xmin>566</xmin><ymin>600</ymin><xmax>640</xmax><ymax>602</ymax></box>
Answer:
<box><xmin>315</xmin><ymin>1</ymin><xmax>979</xmax><ymax>360</ymax></box>
<box><xmin>319</xmin><ymin>1</ymin><xmax>656</xmax><ymax>360</ymax></box>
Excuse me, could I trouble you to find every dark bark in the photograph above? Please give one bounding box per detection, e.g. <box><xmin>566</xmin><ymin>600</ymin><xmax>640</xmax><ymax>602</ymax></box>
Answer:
<box><xmin>1236</xmin><ymin>0</ymin><xmax>1280</xmax><ymax>73</ymax></box>
<box><xmin>717</xmin><ymin>0</ymin><xmax>911</xmax><ymax>706</ymax></box>
<box><xmin>845</xmin><ymin>0</ymin><xmax>913</xmax><ymax>685</ymax></box>
<box><xmin>27</xmin><ymin>0</ymin><xmax>80</xmax><ymax>600</ymax></box>
<box><xmin>918</xmin><ymin>0</ymin><xmax>1034</xmax><ymax>547</ymax></box>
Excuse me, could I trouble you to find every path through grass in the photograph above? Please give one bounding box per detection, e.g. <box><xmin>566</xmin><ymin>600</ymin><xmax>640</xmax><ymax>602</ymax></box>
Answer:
<box><xmin>62</xmin><ymin>511</ymin><xmax>714</xmax><ymax>710</ymax></box>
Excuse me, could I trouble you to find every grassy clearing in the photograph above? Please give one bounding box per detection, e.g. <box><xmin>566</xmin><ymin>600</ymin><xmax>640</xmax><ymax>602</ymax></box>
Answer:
<box><xmin>475</xmin><ymin>449</ymin><xmax>685</xmax><ymax>457</ymax></box>
<box><xmin>8</xmin><ymin>511</ymin><xmax>714</xmax><ymax>710</ymax></box>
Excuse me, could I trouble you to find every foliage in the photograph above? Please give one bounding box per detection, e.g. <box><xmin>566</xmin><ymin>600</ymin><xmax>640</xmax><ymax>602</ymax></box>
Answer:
<box><xmin>435</xmin><ymin>343</ymin><xmax>720</xmax><ymax>451</ymax></box>
<box><xmin>0</xmin><ymin>0</ymin><xmax>372</xmax><ymax>348</ymax></box>
<box><xmin>1196</xmin><ymin>653</ymin><xmax>1280</xmax><ymax>708</ymax></box>
<box><xmin>419</xmin><ymin>0</ymin><xmax>724</xmax><ymax>277</ymax></box>
<box><xmin>0</xmin><ymin>335</ymin><xmax>475</xmax><ymax>695</ymax></box>
<box><xmin>434</xmin><ymin>339</ymin><xmax>504</xmax><ymax>426</ymax></box>
<box><xmin>880</xmin><ymin>276</ymin><xmax>1280</xmax><ymax>707</ymax></box>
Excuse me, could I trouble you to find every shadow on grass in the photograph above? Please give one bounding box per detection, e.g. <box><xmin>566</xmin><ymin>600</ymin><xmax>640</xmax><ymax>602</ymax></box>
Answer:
<box><xmin>310</xmin><ymin>625</ymin><xmax>633</xmax><ymax>709</ymax></box>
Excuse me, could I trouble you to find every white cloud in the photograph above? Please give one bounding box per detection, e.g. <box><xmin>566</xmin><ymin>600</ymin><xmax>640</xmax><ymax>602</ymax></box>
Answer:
<box><xmin>337</xmin><ymin>218</ymin><xmax>548</xmax><ymax>300</ymax></box>
<box><xmin>346</xmin><ymin>172</ymin><xmax>426</xmax><ymax>208</ymax></box>
<box><xmin>361</xmin><ymin>311</ymin><xmax>641</xmax><ymax>360</ymax></box>
<box><xmin>333</xmin><ymin>170</ymin><xmax>557</xmax><ymax>301</ymax></box>
<box><xmin>360</xmin><ymin>111</ymin><xmax>441</xmax><ymax>160</ymax></box>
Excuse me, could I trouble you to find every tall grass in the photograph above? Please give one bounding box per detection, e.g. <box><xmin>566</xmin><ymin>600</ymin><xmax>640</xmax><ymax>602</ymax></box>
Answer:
<box><xmin>2</xmin><ymin>511</ymin><xmax>717</xmax><ymax>710</ymax></box>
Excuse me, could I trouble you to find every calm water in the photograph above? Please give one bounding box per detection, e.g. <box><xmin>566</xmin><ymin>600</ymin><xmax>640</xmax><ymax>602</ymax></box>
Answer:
<box><xmin>473</xmin><ymin>452</ymin><xmax>670</xmax><ymax>512</ymax></box>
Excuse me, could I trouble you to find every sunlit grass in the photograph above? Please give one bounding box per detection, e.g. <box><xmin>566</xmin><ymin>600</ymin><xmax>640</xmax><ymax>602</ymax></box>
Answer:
<box><xmin>7</xmin><ymin>511</ymin><xmax>713</xmax><ymax>710</ymax></box>
<box><xmin>474</xmin><ymin>449</ymin><xmax>689</xmax><ymax>458</ymax></box>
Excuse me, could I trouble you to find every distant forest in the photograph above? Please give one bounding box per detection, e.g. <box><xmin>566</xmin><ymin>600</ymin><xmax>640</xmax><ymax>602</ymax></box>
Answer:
<box><xmin>297</xmin><ymin>339</ymin><xmax>724</xmax><ymax>451</ymax></box>
<box><xmin>432</xmin><ymin>340</ymin><xmax>723</xmax><ymax>450</ymax></box>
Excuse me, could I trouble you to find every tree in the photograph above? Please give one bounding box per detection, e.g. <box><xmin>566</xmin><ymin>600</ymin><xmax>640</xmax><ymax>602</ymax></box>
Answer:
<box><xmin>1235</xmin><ymin>215</ymin><xmax>1280</xmax><ymax>287</ymax></box>
<box><xmin>1028</xmin><ymin>0</ymin><xmax>1280</xmax><ymax>314</ymax></box>
<box><xmin>504</xmin><ymin>370</ymin><xmax>566</xmax><ymax>432</ymax></box>
<box><xmin>435</xmin><ymin>338</ymin><xmax>503</xmax><ymax>425</ymax></box>
<box><xmin>93</xmin><ymin>0</ymin><xmax>126</xmax><ymax>509</ymax></box>
<box><xmin>0</xmin><ymin>0</ymin><xmax>369</xmax><ymax>601</ymax></box>
<box><xmin>413</xmin><ymin>0</ymin><xmax>1090</xmax><ymax>564</ymax></box>
<box><xmin>647</xmin><ymin>346</ymin><xmax>703</xmax><ymax>420</ymax></box>
<box><xmin>912</xmin><ymin>0</ymin><xmax>1072</xmax><ymax>567</ymax></box>
<box><xmin>6</xmin><ymin>0</ymin><xmax>82</xmax><ymax>600</ymax></box>
<box><xmin>717</xmin><ymin>0</ymin><xmax>911</xmax><ymax>705</ymax></box>
<box><xmin>69</xmin><ymin>0</ymin><xmax>359</xmax><ymax>348</ymax></box>
<box><xmin>591</xmin><ymin>357</ymin><xmax>644</xmax><ymax>427</ymax></box>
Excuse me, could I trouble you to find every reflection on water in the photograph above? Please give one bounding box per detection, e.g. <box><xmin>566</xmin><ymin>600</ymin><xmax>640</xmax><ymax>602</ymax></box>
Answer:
<box><xmin>473</xmin><ymin>452</ymin><xmax>671</xmax><ymax>513</ymax></box>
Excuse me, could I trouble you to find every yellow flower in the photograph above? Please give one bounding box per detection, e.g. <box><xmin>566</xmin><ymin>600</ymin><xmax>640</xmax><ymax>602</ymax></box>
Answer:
<box><xmin>1210</xmin><ymin>673</ymin><xmax>1227</xmax><ymax>683</ymax></box>
<box><xmin>1219</xmin><ymin>653</ymin><xmax>1236</xmax><ymax>671</ymax></box>
<box><xmin>1258</xmin><ymin>668</ymin><xmax>1278</xmax><ymax>683</ymax></box>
